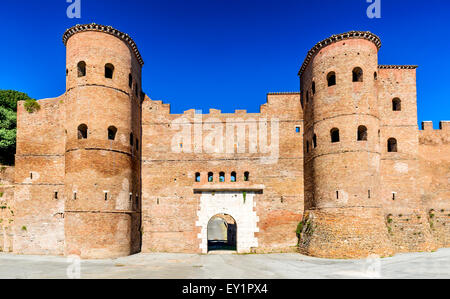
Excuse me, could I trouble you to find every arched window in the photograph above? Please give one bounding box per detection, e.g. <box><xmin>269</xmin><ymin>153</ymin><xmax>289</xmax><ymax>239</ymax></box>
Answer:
<box><xmin>208</xmin><ymin>172</ymin><xmax>214</xmax><ymax>182</ymax></box>
<box><xmin>108</xmin><ymin>126</ymin><xmax>117</xmax><ymax>140</ymax></box>
<box><xmin>331</xmin><ymin>128</ymin><xmax>340</xmax><ymax>143</ymax></box>
<box><xmin>129</xmin><ymin>74</ymin><xmax>133</xmax><ymax>88</ymax></box>
<box><xmin>392</xmin><ymin>98</ymin><xmax>401</xmax><ymax>111</ymax></box>
<box><xmin>357</xmin><ymin>126</ymin><xmax>368</xmax><ymax>141</ymax></box>
<box><xmin>130</xmin><ymin>133</ymin><xmax>134</xmax><ymax>146</ymax></box>
<box><xmin>388</xmin><ymin>138</ymin><xmax>398</xmax><ymax>152</ymax></box>
<box><xmin>195</xmin><ymin>172</ymin><xmax>201</xmax><ymax>183</ymax></box>
<box><xmin>327</xmin><ymin>72</ymin><xmax>336</xmax><ymax>87</ymax></box>
<box><xmin>231</xmin><ymin>172</ymin><xmax>237</xmax><ymax>182</ymax></box>
<box><xmin>352</xmin><ymin>67</ymin><xmax>363</xmax><ymax>82</ymax></box>
<box><xmin>219</xmin><ymin>172</ymin><xmax>225</xmax><ymax>182</ymax></box>
<box><xmin>312</xmin><ymin>82</ymin><xmax>316</xmax><ymax>95</ymax></box>
<box><xmin>244</xmin><ymin>172</ymin><xmax>250</xmax><ymax>182</ymax></box>
<box><xmin>313</xmin><ymin>134</ymin><xmax>317</xmax><ymax>148</ymax></box>
<box><xmin>77</xmin><ymin>61</ymin><xmax>86</xmax><ymax>77</ymax></box>
<box><xmin>105</xmin><ymin>64</ymin><xmax>114</xmax><ymax>79</ymax></box>
<box><xmin>77</xmin><ymin>124</ymin><xmax>88</xmax><ymax>139</ymax></box>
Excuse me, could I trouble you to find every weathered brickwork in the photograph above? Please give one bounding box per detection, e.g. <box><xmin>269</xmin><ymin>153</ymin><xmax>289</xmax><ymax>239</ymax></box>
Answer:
<box><xmin>7</xmin><ymin>26</ymin><xmax>449</xmax><ymax>259</ymax></box>
<box><xmin>0</xmin><ymin>166</ymin><xmax>14</xmax><ymax>252</ymax></box>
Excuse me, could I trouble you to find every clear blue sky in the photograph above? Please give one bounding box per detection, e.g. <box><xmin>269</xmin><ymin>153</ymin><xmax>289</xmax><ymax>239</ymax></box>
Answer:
<box><xmin>0</xmin><ymin>0</ymin><xmax>449</xmax><ymax>127</ymax></box>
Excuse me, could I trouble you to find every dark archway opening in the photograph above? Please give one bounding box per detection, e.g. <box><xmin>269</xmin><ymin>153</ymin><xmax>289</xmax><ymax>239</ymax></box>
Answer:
<box><xmin>207</xmin><ymin>214</ymin><xmax>237</xmax><ymax>252</ymax></box>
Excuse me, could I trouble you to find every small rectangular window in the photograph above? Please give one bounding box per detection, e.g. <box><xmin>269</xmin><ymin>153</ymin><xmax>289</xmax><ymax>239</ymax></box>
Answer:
<box><xmin>392</xmin><ymin>192</ymin><xmax>396</xmax><ymax>201</ymax></box>
<box><xmin>296</xmin><ymin>126</ymin><xmax>301</xmax><ymax>133</ymax></box>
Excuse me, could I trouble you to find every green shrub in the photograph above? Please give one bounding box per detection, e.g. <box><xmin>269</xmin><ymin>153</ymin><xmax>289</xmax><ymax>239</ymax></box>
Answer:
<box><xmin>24</xmin><ymin>99</ymin><xmax>41</xmax><ymax>113</ymax></box>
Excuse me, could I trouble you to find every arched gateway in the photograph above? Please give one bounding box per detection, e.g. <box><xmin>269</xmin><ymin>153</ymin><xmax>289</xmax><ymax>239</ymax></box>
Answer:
<box><xmin>207</xmin><ymin>214</ymin><xmax>237</xmax><ymax>252</ymax></box>
<box><xmin>196</xmin><ymin>191</ymin><xmax>260</xmax><ymax>254</ymax></box>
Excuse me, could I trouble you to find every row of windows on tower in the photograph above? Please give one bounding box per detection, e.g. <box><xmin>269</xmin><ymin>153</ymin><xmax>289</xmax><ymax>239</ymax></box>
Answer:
<box><xmin>196</xmin><ymin>172</ymin><xmax>250</xmax><ymax>183</ymax></box>
<box><xmin>305</xmin><ymin>127</ymin><xmax>398</xmax><ymax>153</ymax></box>
<box><xmin>77</xmin><ymin>124</ymin><xmax>139</xmax><ymax>151</ymax></box>
<box><xmin>305</xmin><ymin>88</ymin><xmax>402</xmax><ymax>113</ymax></box>
<box><xmin>303</xmin><ymin>66</ymin><xmax>403</xmax><ymax>112</ymax></box>
<box><xmin>73</xmin><ymin>62</ymin><xmax>140</xmax><ymax>97</ymax></box>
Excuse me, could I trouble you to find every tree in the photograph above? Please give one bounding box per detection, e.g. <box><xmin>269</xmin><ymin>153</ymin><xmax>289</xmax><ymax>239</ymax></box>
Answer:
<box><xmin>0</xmin><ymin>90</ymin><xmax>34</xmax><ymax>165</ymax></box>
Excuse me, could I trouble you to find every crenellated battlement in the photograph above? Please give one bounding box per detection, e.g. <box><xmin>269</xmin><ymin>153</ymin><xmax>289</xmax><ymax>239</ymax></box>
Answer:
<box><xmin>142</xmin><ymin>92</ymin><xmax>302</xmax><ymax>119</ymax></box>
<box><xmin>420</xmin><ymin>121</ymin><xmax>450</xmax><ymax>131</ymax></box>
<box><xmin>419</xmin><ymin>121</ymin><xmax>450</xmax><ymax>145</ymax></box>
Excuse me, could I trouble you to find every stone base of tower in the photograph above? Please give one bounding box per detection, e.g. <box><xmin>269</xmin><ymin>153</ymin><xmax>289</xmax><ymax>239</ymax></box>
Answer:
<box><xmin>298</xmin><ymin>208</ymin><xmax>395</xmax><ymax>259</ymax></box>
<box><xmin>385</xmin><ymin>211</ymin><xmax>438</xmax><ymax>254</ymax></box>
<box><xmin>65</xmin><ymin>211</ymin><xmax>141</xmax><ymax>259</ymax></box>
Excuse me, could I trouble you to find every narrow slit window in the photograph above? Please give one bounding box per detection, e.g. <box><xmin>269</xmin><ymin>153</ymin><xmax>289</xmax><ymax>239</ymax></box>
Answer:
<box><xmin>244</xmin><ymin>172</ymin><xmax>250</xmax><ymax>182</ymax></box>
<box><xmin>108</xmin><ymin>126</ymin><xmax>117</xmax><ymax>141</ymax></box>
<box><xmin>105</xmin><ymin>64</ymin><xmax>114</xmax><ymax>79</ymax></box>
<box><xmin>388</xmin><ymin>138</ymin><xmax>398</xmax><ymax>153</ymax></box>
<box><xmin>331</xmin><ymin>128</ymin><xmax>340</xmax><ymax>143</ymax></box>
<box><xmin>358</xmin><ymin>126</ymin><xmax>368</xmax><ymax>141</ymax></box>
<box><xmin>327</xmin><ymin>72</ymin><xmax>336</xmax><ymax>87</ymax></box>
<box><xmin>55</xmin><ymin>192</ymin><xmax>58</xmax><ymax>200</ymax></box>
<box><xmin>77</xmin><ymin>61</ymin><xmax>86</xmax><ymax>77</ymax></box>
<box><xmin>231</xmin><ymin>172</ymin><xmax>237</xmax><ymax>182</ymax></box>
<box><xmin>352</xmin><ymin>67</ymin><xmax>363</xmax><ymax>82</ymax></box>
<box><xmin>392</xmin><ymin>98</ymin><xmax>401</xmax><ymax>111</ymax></box>
<box><xmin>78</xmin><ymin>124</ymin><xmax>88</xmax><ymax>140</ymax></box>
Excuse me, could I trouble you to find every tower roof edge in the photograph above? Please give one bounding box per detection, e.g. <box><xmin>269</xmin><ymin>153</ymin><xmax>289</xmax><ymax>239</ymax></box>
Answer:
<box><xmin>298</xmin><ymin>31</ymin><xmax>381</xmax><ymax>77</ymax></box>
<box><xmin>62</xmin><ymin>23</ymin><xmax>144</xmax><ymax>67</ymax></box>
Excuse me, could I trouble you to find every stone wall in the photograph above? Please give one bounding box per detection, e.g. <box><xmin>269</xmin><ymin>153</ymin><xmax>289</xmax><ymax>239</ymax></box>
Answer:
<box><xmin>0</xmin><ymin>165</ymin><xmax>14</xmax><ymax>252</ymax></box>
<box><xmin>141</xmin><ymin>93</ymin><xmax>304</xmax><ymax>253</ymax></box>
<box><xmin>13</xmin><ymin>97</ymin><xmax>66</xmax><ymax>255</ymax></box>
<box><xmin>419</xmin><ymin>121</ymin><xmax>450</xmax><ymax>248</ymax></box>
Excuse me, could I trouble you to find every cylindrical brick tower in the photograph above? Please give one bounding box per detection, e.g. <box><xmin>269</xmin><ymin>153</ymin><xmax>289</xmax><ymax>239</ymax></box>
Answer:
<box><xmin>299</xmin><ymin>31</ymin><xmax>394</xmax><ymax>258</ymax></box>
<box><xmin>63</xmin><ymin>24</ymin><xmax>142</xmax><ymax>259</ymax></box>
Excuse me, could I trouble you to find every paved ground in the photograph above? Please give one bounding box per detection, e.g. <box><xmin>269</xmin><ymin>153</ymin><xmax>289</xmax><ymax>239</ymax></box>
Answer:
<box><xmin>0</xmin><ymin>249</ymin><xmax>449</xmax><ymax>279</ymax></box>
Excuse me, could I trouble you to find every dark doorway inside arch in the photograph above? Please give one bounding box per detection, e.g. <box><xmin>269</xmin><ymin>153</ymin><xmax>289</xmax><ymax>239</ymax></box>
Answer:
<box><xmin>207</xmin><ymin>214</ymin><xmax>237</xmax><ymax>252</ymax></box>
